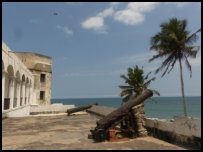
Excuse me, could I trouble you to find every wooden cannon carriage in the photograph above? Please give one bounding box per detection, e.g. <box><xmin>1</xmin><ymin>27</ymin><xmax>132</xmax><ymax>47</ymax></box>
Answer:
<box><xmin>89</xmin><ymin>90</ymin><xmax>153</xmax><ymax>142</ymax></box>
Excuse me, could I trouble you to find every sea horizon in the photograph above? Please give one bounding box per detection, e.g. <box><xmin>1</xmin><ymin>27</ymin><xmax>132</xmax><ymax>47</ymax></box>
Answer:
<box><xmin>51</xmin><ymin>96</ymin><xmax>201</xmax><ymax>119</ymax></box>
<box><xmin>52</xmin><ymin>95</ymin><xmax>201</xmax><ymax>100</ymax></box>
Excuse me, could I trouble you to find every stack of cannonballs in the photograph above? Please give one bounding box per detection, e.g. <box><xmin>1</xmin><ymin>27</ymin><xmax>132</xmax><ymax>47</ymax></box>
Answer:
<box><xmin>132</xmin><ymin>103</ymin><xmax>148</xmax><ymax>137</ymax></box>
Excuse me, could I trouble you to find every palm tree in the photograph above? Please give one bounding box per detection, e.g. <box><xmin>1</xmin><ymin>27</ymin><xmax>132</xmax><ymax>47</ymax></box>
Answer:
<box><xmin>119</xmin><ymin>65</ymin><xmax>160</xmax><ymax>105</ymax></box>
<box><xmin>149</xmin><ymin>18</ymin><xmax>201</xmax><ymax>117</ymax></box>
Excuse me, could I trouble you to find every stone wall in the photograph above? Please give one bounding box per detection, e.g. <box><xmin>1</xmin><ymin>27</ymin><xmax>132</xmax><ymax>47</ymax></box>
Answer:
<box><xmin>132</xmin><ymin>103</ymin><xmax>148</xmax><ymax>137</ymax></box>
<box><xmin>2</xmin><ymin>105</ymin><xmax>31</xmax><ymax>118</ymax></box>
<box><xmin>14</xmin><ymin>52</ymin><xmax>52</xmax><ymax>105</ymax></box>
<box><xmin>2</xmin><ymin>104</ymin><xmax>76</xmax><ymax>118</ymax></box>
<box><xmin>32</xmin><ymin>70</ymin><xmax>52</xmax><ymax>105</ymax></box>
<box><xmin>30</xmin><ymin>104</ymin><xmax>75</xmax><ymax>115</ymax></box>
<box><xmin>145</xmin><ymin>116</ymin><xmax>201</xmax><ymax>149</ymax></box>
<box><xmin>14</xmin><ymin>52</ymin><xmax>52</xmax><ymax>72</ymax></box>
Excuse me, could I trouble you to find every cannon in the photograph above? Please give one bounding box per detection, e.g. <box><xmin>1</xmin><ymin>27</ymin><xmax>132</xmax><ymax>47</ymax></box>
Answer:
<box><xmin>90</xmin><ymin>90</ymin><xmax>153</xmax><ymax>142</ymax></box>
<box><xmin>67</xmin><ymin>103</ymin><xmax>98</xmax><ymax>116</ymax></box>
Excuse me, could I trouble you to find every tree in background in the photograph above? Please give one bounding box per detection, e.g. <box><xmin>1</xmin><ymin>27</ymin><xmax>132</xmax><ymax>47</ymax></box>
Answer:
<box><xmin>119</xmin><ymin>65</ymin><xmax>159</xmax><ymax>105</ymax></box>
<box><xmin>149</xmin><ymin>18</ymin><xmax>201</xmax><ymax>117</ymax></box>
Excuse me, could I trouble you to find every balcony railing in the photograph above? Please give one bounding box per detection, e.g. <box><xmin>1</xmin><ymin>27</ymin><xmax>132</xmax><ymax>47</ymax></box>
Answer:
<box><xmin>13</xmin><ymin>98</ymin><xmax>17</xmax><ymax>108</ymax></box>
<box><xmin>4</xmin><ymin>98</ymin><xmax>10</xmax><ymax>110</ymax></box>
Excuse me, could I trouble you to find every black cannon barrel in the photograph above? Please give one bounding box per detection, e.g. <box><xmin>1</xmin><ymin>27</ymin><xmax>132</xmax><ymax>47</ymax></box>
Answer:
<box><xmin>96</xmin><ymin>90</ymin><xmax>153</xmax><ymax>130</ymax></box>
<box><xmin>67</xmin><ymin>103</ymin><xmax>98</xmax><ymax>115</ymax></box>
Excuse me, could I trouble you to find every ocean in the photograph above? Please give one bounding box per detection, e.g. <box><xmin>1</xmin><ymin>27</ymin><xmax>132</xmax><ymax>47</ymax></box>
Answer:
<box><xmin>51</xmin><ymin>96</ymin><xmax>201</xmax><ymax>119</ymax></box>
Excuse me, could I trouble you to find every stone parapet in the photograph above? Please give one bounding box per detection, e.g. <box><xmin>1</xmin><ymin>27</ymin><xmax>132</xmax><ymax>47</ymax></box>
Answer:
<box><xmin>2</xmin><ymin>105</ymin><xmax>31</xmax><ymax>118</ymax></box>
<box><xmin>30</xmin><ymin>104</ymin><xmax>75</xmax><ymax>115</ymax></box>
<box><xmin>145</xmin><ymin>116</ymin><xmax>201</xmax><ymax>149</ymax></box>
<box><xmin>145</xmin><ymin>116</ymin><xmax>201</xmax><ymax>138</ymax></box>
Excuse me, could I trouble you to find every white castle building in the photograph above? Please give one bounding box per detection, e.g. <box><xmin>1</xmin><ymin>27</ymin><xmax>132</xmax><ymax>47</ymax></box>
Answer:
<box><xmin>2</xmin><ymin>41</ymin><xmax>53</xmax><ymax>117</ymax></box>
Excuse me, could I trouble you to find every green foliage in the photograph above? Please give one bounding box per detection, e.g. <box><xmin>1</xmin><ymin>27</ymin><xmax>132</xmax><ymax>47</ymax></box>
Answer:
<box><xmin>149</xmin><ymin>18</ymin><xmax>201</xmax><ymax>77</ymax></box>
<box><xmin>119</xmin><ymin>65</ymin><xmax>159</xmax><ymax>105</ymax></box>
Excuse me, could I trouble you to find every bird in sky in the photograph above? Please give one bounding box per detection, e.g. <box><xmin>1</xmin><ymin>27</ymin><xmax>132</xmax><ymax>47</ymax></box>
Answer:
<box><xmin>53</xmin><ymin>12</ymin><xmax>58</xmax><ymax>15</ymax></box>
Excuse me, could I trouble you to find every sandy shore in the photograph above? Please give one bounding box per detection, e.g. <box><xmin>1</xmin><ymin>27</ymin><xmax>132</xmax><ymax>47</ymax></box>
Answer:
<box><xmin>2</xmin><ymin>114</ymin><xmax>187</xmax><ymax>150</ymax></box>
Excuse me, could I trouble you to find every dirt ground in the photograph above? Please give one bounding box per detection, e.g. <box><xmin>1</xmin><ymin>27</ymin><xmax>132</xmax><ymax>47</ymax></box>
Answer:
<box><xmin>2</xmin><ymin>114</ymin><xmax>187</xmax><ymax>150</ymax></box>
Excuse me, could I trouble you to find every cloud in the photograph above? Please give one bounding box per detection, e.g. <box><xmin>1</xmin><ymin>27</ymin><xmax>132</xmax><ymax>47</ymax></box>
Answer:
<box><xmin>81</xmin><ymin>2</ymin><xmax>159</xmax><ymax>33</ymax></box>
<box><xmin>113</xmin><ymin>2</ymin><xmax>158</xmax><ymax>25</ymax></box>
<box><xmin>81</xmin><ymin>2</ymin><xmax>191</xmax><ymax>33</ymax></box>
<box><xmin>114</xmin><ymin>10</ymin><xmax>144</xmax><ymax>25</ymax></box>
<box><xmin>81</xmin><ymin>16</ymin><xmax>107</xmax><ymax>34</ymax></box>
<box><xmin>98</xmin><ymin>7</ymin><xmax>114</xmax><ymax>18</ymax></box>
<box><xmin>127</xmin><ymin>2</ymin><xmax>158</xmax><ymax>12</ymax></box>
<box><xmin>165</xmin><ymin>2</ymin><xmax>189</xmax><ymax>7</ymax></box>
<box><xmin>56</xmin><ymin>25</ymin><xmax>73</xmax><ymax>36</ymax></box>
<box><xmin>81</xmin><ymin>4</ymin><xmax>116</xmax><ymax>34</ymax></box>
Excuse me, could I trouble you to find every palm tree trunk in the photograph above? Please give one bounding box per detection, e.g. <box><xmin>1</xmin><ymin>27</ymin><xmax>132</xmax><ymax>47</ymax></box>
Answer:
<box><xmin>178</xmin><ymin>57</ymin><xmax>187</xmax><ymax>117</ymax></box>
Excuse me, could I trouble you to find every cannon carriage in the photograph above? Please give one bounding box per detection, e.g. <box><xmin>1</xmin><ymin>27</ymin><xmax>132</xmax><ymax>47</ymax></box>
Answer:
<box><xmin>89</xmin><ymin>90</ymin><xmax>153</xmax><ymax>142</ymax></box>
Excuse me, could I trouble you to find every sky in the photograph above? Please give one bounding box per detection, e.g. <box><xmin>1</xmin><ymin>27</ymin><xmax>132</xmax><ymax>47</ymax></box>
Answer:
<box><xmin>2</xmin><ymin>2</ymin><xmax>201</xmax><ymax>98</ymax></box>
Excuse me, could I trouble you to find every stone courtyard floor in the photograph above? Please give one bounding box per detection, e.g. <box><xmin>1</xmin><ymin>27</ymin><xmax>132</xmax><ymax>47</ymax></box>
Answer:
<box><xmin>2</xmin><ymin>114</ymin><xmax>187</xmax><ymax>150</ymax></box>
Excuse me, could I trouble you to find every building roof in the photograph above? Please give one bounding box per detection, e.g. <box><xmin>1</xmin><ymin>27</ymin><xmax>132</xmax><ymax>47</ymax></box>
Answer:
<box><xmin>14</xmin><ymin>52</ymin><xmax>52</xmax><ymax>59</ymax></box>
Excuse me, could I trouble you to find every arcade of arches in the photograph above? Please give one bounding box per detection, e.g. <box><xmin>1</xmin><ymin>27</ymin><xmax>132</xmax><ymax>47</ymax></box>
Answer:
<box><xmin>2</xmin><ymin>42</ymin><xmax>34</xmax><ymax>112</ymax></box>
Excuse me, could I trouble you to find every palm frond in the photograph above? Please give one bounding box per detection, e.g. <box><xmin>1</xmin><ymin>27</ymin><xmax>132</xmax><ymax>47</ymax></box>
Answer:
<box><xmin>120</xmin><ymin>89</ymin><xmax>133</xmax><ymax>97</ymax></box>
<box><xmin>161</xmin><ymin>59</ymin><xmax>173</xmax><ymax>77</ymax></box>
<box><xmin>186</xmin><ymin>28</ymin><xmax>201</xmax><ymax>45</ymax></box>
<box><xmin>155</xmin><ymin>51</ymin><xmax>177</xmax><ymax>76</ymax></box>
<box><xmin>120</xmin><ymin>75</ymin><xmax>130</xmax><ymax>83</ymax></box>
<box><xmin>150</xmin><ymin>32</ymin><xmax>163</xmax><ymax>45</ymax></box>
<box><xmin>169</xmin><ymin>32</ymin><xmax>178</xmax><ymax>42</ymax></box>
<box><xmin>168</xmin><ymin>57</ymin><xmax>177</xmax><ymax>74</ymax></box>
<box><xmin>122</xmin><ymin>94</ymin><xmax>133</xmax><ymax>103</ymax></box>
<box><xmin>183</xmin><ymin>46</ymin><xmax>200</xmax><ymax>58</ymax></box>
<box><xmin>144</xmin><ymin>77</ymin><xmax>156</xmax><ymax>87</ymax></box>
<box><xmin>144</xmin><ymin>71</ymin><xmax>152</xmax><ymax>80</ymax></box>
<box><xmin>151</xmin><ymin>89</ymin><xmax>160</xmax><ymax>96</ymax></box>
<box><xmin>149</xmin><ymin>53</ymin><xmax>163</xmax><ymax>62</ymax></box>
<box><xmin>184</xmin><ymin>55</ymin><xmax>192</xmax><ymax>77</ymax></box>
<box><xmin>119</xmin><ymin>85</ymin><xmax>133</xmax><ymax>89</ymax></box>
